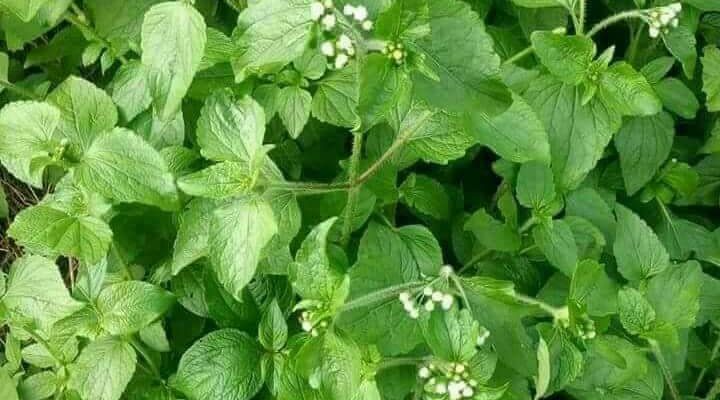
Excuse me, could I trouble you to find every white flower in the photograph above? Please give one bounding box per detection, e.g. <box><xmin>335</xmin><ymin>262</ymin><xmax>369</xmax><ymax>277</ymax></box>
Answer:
<box><xmin>440</xmin><ymin>265</ymin><xmax>454</xmax><ymax>277</ymax></box>
<box><xmin>362</xmin><ymin>20</ymin><xmax>373</xmax><ymax>31</ymax></box>
<box><xmin>321</xmin><ymin>14</ymin><xmax>336</xmax><ymax>30</ymax></box>
<box><xmin>431</xmin><ymin>291</ymin><xmax>444</xmax><ymax>302</ymax></box>
<box><xmin>301</xmin><ymin>320</ymin><xmax>313</xmax><ymax>332</ymax></box>
<box><xmin>321</xmin><ymin>41</ymin><xmax>335</xmax><ymax>56</ymax></box>
<box><xmin>441</xmin><ymin>294</ymin><xmax>454</xmax><ymax>310</ymax></box>
<box><xmin>424</xmin><ymin>300</ymin><xmax>435</xmax><ymax>312</ymax></box>
<box><xmin>408</xmin><ymin>308</ymin><xmax>419</xmax><ymax>319</ymax></box>
<box><xmin>462</xmin><ymin>387</ymin><xmax>474</xmax><ymax>398</ymax></box>
<box><xmin>343</xmin><ymin>4</ymin><xmax>355</xmax><ymax>15</ymax></box>
<box><xmin>670</xmin><ymin>2</ymin><xmax>682</xmax><ymax>13</ymax></box>
<box><xmin>323</xmin><ymin>0</ymin><xmax>334</xmax><ymax>8</ymax></box>
<box><xmin>353</xmin><ymin>5</ymin><xmax>368</xmax><ymax>21</ymax></box>
<box><xmin>671</xmin><ymin>18</ymin><xmax>679</xmax><ymax>27</ymax></box>
<box><xmin>403</xmin><ymin>300</ymin><xmax>415</xmax><ymax>312</ymax></box>
<box><xmin>435</xmin><ymin>383</ymin><xmax>447</xmax><ymax>394</ymax></box>
<box><xmin>455</xmin><ymin>364</ymin><xmax>465</xmax><ymax>373</ymax></box>
<box><xmin>649</xmin><ymin>26</ymin><xmax>660</xmax><ymax>38</ymax></box>
<box><xmin>392</xmin><ymin>49</ymin><xmax>404</xmax><ymax>61</ymax></box>
<box><xmin>337</xmin><ymin>34</ymin><xmax>353</xmax><ymax>50</ymax></box>
<box><xmin>399</xmin><ymin>291</ymin><xmax>411</xmax><ymax>303</ymax></box>
<box><xmin>310</xmin><ymin>329</ymin><xmax>319</xmax><ymax>337</ymax></box>
<box><xmin>418</xmin><ymin>367</ymin><xmax>431</xmax><ymax>379</ymax></box>
<box><xmin>659</xmin><ymin>11</ymin><xmax>673</xmax><ymax>25</ymax></box>
<box><xmin>423</xmin><ymin>287</ymin><xmax>434</xmax><ymax>296</ymax></box>
<box><xmin>310</xmin><ymin>2</ymin><xmax>325</xmax><ymax>20</ymax></box>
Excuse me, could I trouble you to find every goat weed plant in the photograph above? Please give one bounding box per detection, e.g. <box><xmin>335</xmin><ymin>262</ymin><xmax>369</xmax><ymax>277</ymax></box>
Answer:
<box><xmin>2</xmin><ymin>0</ymin><xmax>720</xmax><ymax>399</ymax></box>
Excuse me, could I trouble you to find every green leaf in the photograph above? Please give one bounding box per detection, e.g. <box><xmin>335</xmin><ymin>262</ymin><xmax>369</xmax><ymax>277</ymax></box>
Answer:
<box><xmin>46</xmin><ymin>76</ymin><xmax>118</xmax><ymax>155</ymax></box>
<box><xmin>259</xmin><ymin>299</ymin><xmax>288</xmax><ymax>351</ymax></box>
<box><xmin>96</xmin><ymin>281</ymin><xmax>175</xmax><ymax>335</ymax></box>
<box><xmin>531</xmin><ymin>32</ymin><xmax>595</xmax><ymax>85</ymax></box>
<box><xmin>0</xmin><ymin>369</ymin><xmax>18</xmax><ymax>400</ymax></box>
<box><xmin>314</xmin><ymin>331</ymin><xmax>363</xmax><ymax>399</ymax></box>
<box><xmin>0</xmin><ymin>0</ymin><xmax>49</xmax><ymax>21</ymax></box>
<box><xmin>532</xmin><ymin>219</ymin><xmax>577</xmax><ymax>276</ymax></box>
<box><xmin>511</xmin><ymin>0</ymin><xmax>564</xmax><ymax>7</ymax></box>
<box><xmin>290</xmin><ymin>218</ymin><xmax>345</xmax><ymax>302</ymax></box>
<box><xmin>469</xmin><ymin>93</ymin><xmax>551</xmax><ymax>164</ymax></box>
<box><xmin>209</xmin><ymin>195</ymin><xmax>278</xmax><ymax>300</ymax></box>
<box><xmin>653</xmin><ymin>77</ymin><xmax>699</xmax><ymax>119</ymax></box>
<box><xmin>597</xmin><ymin>62</ymin><xmax>662</xmax><ymax>117</ymax></box>
<box><xmin>85</xmin><ymin>0</ymin><xmax>162</xmax><ymax>55</ymax></box>
<box><xmin>74</xmin><ymin>128</ymin><xmax>180</xmax><ymax>211</ymax></box>
<box><xmin>662</xmin><ymin>26</ymin><xmax>697</xmax><ymax>79</ymax></box>
<box><xmin>525</xmin><ymin>74</ymin><xmax>621</xmax><ymax>190</ymax></box>
<box><xmin>422</xmin><ymin>307</ymin><xmax>480</xmax><ymax>362</ymax></box>
<box><xmin>110</xmin><ymin>61</ymin><xmax>152</xmax><ymax>122</ymax></box>
<box><xmin>8</xmin><ymin>204</ymin><xmax>112</xmax><ymax>264</ymax></box>
<box><xmin>464</xmin><ymin>209</ymin><xmax>521</xmax><ymax>252</ymax></box>
<box><xmin>278</xmin><ymin>86</ymin><xmax>312</xmax><ymax>139</ymax></box>
<box><xmin>177</xmin><ymin>162</ymin><xmax>254</xmax><ymax>199</ymax></box>
<box><xmin>139</xmin><ymin>320</ymin><xmax>170</xmax><ymax>352</ymax></box>
<box><xmin>536</xmin><ymin>324</ymin><xmax>583</xmax><ymax>396</ymax></box>
<box><xmin>618</xmin><ymin>287</ymin><xmax>656</xmax><ymax>335</ymax></box>
<box><xmin>172</xmin><ymin>198</ymin><xmax>216</xmax><ymax>274</ymax></box>
<box><xmin>173</xmin><ymin>329</ymin><xmax>264</xmax><ymax>400</ymax></box>
<box><xmin>338</xmin><ymin>222</ymin><xmax>441</xmax><ymax>354</ymax></box>
<box><xmin>613</xmin><ymin>204</ymin><xmax>670</xmax><ymax>281</ymax></box>
<box><xmin>412</xmin><ymin>0</ymin><xmax>510</xmax><ymax>116</ymax></box>
<box><xmin>640</xmin><ymin>56</ymin><xmax>675</xmax><ymax>84</ymax></box>
<box><xmin>311</xmin><ymin>62</ymin><xmax>360</xmax><ymax>128</ymax></box>
<box><xmin>358</xmin><ymin>54</ymin><xmax>411</xmax><ymax>130</ymax></box>
<box><xmin>196</xmin><ymin>89</ymin><xmax>266</xmax><ymax>163</ymax></box>
<box><xmin>141</xmin><ymin>1</ymin><xmax>206</xmax><ymax>120</ymax></box>
<box><xmin>375</xmin><ymin>0</ymin><xmax>430</xmax><ymax>41</ymax></box>
<box><xmin>702</xmin><ymin>45</ymin><xmax>720</xmax><ymax>112</ymax></box>
<box><xmin>516</xmin><ymin>161</ymin><xmax>555</xmax><ymax>211</ymax></box>
<box><xmin>18</xmin><ymin>371</ymin><xmax>56</xmax><ymax>400</ymax></box>
<box><xmin>67</xmin><ymin>338</ymin><xmax>137</xmax><ymax>400</ymax></box>
<box><xmin>614</xmin><ymin>112</ymin><xmax>674</xmax><ymax>195</ymax></box>
<box><xmin>398</xmin><ymin>173</ymin><xmax>451</xmax><ymax>220</ymax></box>
<box><xmin>231</xmin><ymin>0</ymin><xmax>314</xmax><ymax>82</ymax></box>
<box><xmin>569</xmin><ymin>259</ymin><xmax>619</xmax><ymax>317</ymax></box>
<box><xmin>646</xmin><ymin>261</ymin><xmax>703</xmax><ymax>329</ymax></box>
<box><xmin>200</xmin><ymin>27</ymin><xmax>235</xmax><ymax>71</ymax></box>
<box><xmin>2</xmin><ymin>255</ymin><xmax>82</xmax><ymax>330</ymax></box>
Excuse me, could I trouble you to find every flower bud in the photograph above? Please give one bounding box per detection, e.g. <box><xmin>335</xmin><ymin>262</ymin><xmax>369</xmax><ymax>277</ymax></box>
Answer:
<box><xmin>310</xmin><ymin>2</ymin><xmax>325</xmax><ymax>20</ymax></box>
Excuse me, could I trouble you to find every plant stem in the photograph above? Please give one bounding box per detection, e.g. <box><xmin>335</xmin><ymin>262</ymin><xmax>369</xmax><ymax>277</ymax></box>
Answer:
<box><xmin>130</xmin><ymin>336</ymin><xmax>162</xmax><ymax>379</ymax></box>
<box><xmin>336</xmin><ymin>281</ymin><xmax>425</xmax><ymax>316</ymax></box>
<box><xmin>502</xmin><ymin>46</ymin><xmax>534</xmax><ymax>66</ymax></box>
<box><xmin>514</xmin><ymin>293</ymin><xmax>564</xmax><ymax>317</ymax></box>
<box><xmin>587</xmin><ymin>10</ymin><xmax>645</xmax><ymax>38</ymax></box>
<box><xmin>577</xmin><ymin>0</ymin><xmax>586</xmax><ymax>34</ymax></box>
<box><xmin>649</xmin><ymin>340</ymin><xmax>681</xmax><ymax>400</ymax></box>
<box><xmin>694</xmin><ymin>333</ymin><xmax>720</xmax><ymax>394</ymax></box>
<box><xmin>519</xmin><ymin>216</ymin><xmax>537</xmax><ymax>234</ymax></box>
<box><xmin>706</xmin><ymin>379</ymin><xmax>720</xmax><ymax>400</ymax></box>
<box><xmin>0</xmin><ymin>79</ymin><xmax>41</xmax><ymax>100</ymax></box>
<box><xmin>377</xmin><ymin>356</ymin><xmax>429</xmax><ymax>371</ymax></box>
<box><xmin>340</xmin><ymin>132</ymin><xmax>365</xmax><ymax>245</ymax></box>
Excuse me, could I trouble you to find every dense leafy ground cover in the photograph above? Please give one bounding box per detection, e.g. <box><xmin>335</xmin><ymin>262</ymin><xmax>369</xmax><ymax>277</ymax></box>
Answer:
<box><xmin>0</xmin><ymin>0</ymin><xmax>720</xmax><ymax>399</ymax></box>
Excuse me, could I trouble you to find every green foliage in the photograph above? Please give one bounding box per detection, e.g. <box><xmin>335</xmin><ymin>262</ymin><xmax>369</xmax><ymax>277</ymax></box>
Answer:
<box><xmin>1</xmin><ymin>1</ymin><xmax>720</xmax><ymax>400</ymax></box>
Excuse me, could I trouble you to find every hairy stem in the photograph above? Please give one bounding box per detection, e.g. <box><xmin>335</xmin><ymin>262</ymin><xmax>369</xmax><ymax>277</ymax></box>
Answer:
<box><xmin>502</xmin><ymin>46</ymin><xmax>534</xmax><ymax>66</ymax></box>
<box><xmin>336</xmin><ymin>281</ymin><xmax>425</xmax><ymax>316</ymax></box>
<box><xmin>340</xmin><ymin>132</ymin><xmax>365</xmax><ymax>245</ymax></box>
<box><xmin>0</xmin><ymin>79</ymin><xmax>41</xmax><ymax>100</ymax></box>
<box><xmin>649</xmin><ymin>340</ymin><xmax>681</xmax><ymax>400</ymax></box>
<box><xmin>377</xmin><ymin>356</ymin><xmax>430</xmax><ymax>371</ymax></box>
<box><xmin>577</xmin><ymin>0</ymin><xmax>586</xmax><ymax>34</ymax></box>
<box><xmin>587</xmin><ymin>10</ymin><xmax>645</xmax><ymax>38</ymax></box>
<box><xmin>514</xmin><ymin>293</ymin><xmax>565</xmax><ymax>317</ymax></box>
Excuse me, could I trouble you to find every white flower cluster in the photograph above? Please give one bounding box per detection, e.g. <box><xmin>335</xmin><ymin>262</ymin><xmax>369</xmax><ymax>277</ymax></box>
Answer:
<box><xmin>343</xmin><ymin>4</ymin><xmax>373</xmax><ymax>31</ymax></box>
<box><xmin>419</xmin><ymin>362</ymin><xmax>478</xmax><ymax>400</ymax></box>
<box><xmin>299</xmin><ymin>310</ymin><xmax>328</xmax><ymax>337</ymax></box>
<box><xmin>381</xmin><ymin>41</ymin><xmax>408</xmax><ymax>65</ymax></box>
<box><xmin>646</xmin><ymin>3</ymin><xmax>682</xmax><ymax>38</ymax></box>
<box><xmin>311</xmin><ymin>0</ymin><xmax>338</xmax><ymax>31</ymax></box>
<box><xmin>399</xmin><ymin>287</ymin><xmax>455</xmax><ymax>319</ymax></box>
<box><xmin>321</xmin><ymin>34</ymin><xmax>355</xmax><ymax>69</ymax></box>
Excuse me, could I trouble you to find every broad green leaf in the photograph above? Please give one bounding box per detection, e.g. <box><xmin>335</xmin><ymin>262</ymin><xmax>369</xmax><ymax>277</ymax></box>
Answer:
<box><xmin>315</xmin><ymin>331</ymin><xmax>363</xmax><ymax>399</ymax></box>
<box><xmin>358</xmin><ymin>54</ymin><xmax>411</xmax><ymax>130</ymax></box>
<box><xmin>653</xmin><ymin>78</ymin><xmax>699</xmax><ymax>119</ymax></box>
<box><xmin>422</xmin><ymin>307</ymin><xmax>480</xmax><ymax>362</ymax></box>
<box><xmin>173</xmin><ymin>329</ymin><xmax>264</xmax><ymax>400</ymax></box>
<box><xmin>525</xmin><ymin>74</ymin><xmax>621</xmax><ymax>190</ymax></box>
<box><xmin>47</xmin><ymin>76</ymin><xmax>118</xmax><ymax>155</ymax></box>
<box><xmin>0</xmin><ymin>367</ymin><xmax>19</xmax><ymax>400</ymax></box>
<box><xmin>67</xmin><ymin>338</ymin><xmax>137</xmax><ymax>400</ymax></box>
<box><xmin>532</xmin><ymin>220</ymin><xmax>577</xmax><ymax>276</ymax></box>
<box><xmin>311</xmin><ymin>62</ymin><xmax>360</xmax><ymax>128</ymax></box>
<box><xmin>375</xmin><ymin>0</ymin><xmax>430</xmax><ymax>41</ymax></box>
<box><xmin>469</xmin><ymin>93</ymin><xmax>551</xmax><ymax>164</ymax></box>
<box><xmin>613</xmin><ymin>204</ymin><xmax>669</xmax><ymax>281</ymax></box>
<box><xmin>110</xmin><ymin>61</ymin><xmax>152</xmax><ymax>122</ymax></box>
<box><xmin>0</xmin><ymin>101</ymin><xmax>61</xmax><ymax>184</ymax></box>
<box><xmin>259</xmin><ymin>299</ymin><xmax>288</xmax><ymax>351</ymax></box>
<box><xmin>177</xmin><ymin>162</ymin><xmax>254</xmax><ymax>199</ymax></box>
<box><xmin>569</xmin><ymin>259</ymin><xmax>618</xmax><ymax>316</ymax></box>
<box><xmin>290</xmin><ymin>218</ymin><xmax>345</xmax><ymax>302</ymax></box>
<box><xmin>535</xmin><ymin>335</ymin><xmax>550</xmax><ymax>400</ymax></box>
<box><xmin>531</xmin><ymin>32</ymin><xmax>595</xmax><ymax>85</ymax></box>
<box><xmin>536</xmin><ymin>324</ymin><xmax>583</xmax><ymax>396</ymax></box>
<box><xmin>231</xmin><ymin>0</ymin><xmax>314</xmax><ymax>82</ymax></box>
<box><xmin>200</xmin><ymin>27</ymin><xmax>235</xmax><ymax>71</ymax></box>
<box><xmin>640</xmin><ymin>57</ymin><xmax>675</xmax><ymax>84</ymax></box>
<box><xmin>172</xmin><ymin>198</ymin><xmax>216</xmax><ymax>274</ymax></box>
<box><xmin>74</xmin><ymin>128</ymin><xmax>180</xmax><ymax>211</ymax></box>
<box><xmin>196</xmin><ymin>89</ymin><xmax>266</xmax><ymax>163</ymax></box>
<box><xmin>398</xmin><ymin>173</ymin><xmax>451</xmax><ymax>220</ymax></box>
<box><xmin>0</xmin><ymin>0</ymin><xmax>49</xmax><ymax>21</ymax></box>
<box><xmin>702</xmin><ymin>45</ymin><xmax>720</xmax><ymax>112</ymax></box>
<box><xmin>618</xmin><ymin>287</ymin><xmax>655</xmax><ymax>336</ymax></box>
<box><xmin>2</xmin><ymin>255</ymin><xmax>82</xmax><ymax>329</ymax></box>
<box><xmin>141</xmin><ymin>1</ymin><xmax>206</xmax><ymax>120</ymax></box>
<box><xmin>598</xmin><ymin>62</ymin><xmax>662</xmax><ymax>117</ymax></box>
<box><xmin>516</xmin><ymin>161</ymin><xmax>555</xmax><ymax>210</ymax></box>
<box><xmin>465</xmin><ymin>209</ymin><xmax>521</xmax><ymax>252</ymax></box>
<box><xmin>614</xmin><ymin>112</ymin><xmax>674</xmax><ymax>195</ymax></box>
<box><xmin>412</xmin><ymin>0</ymin><xmax>510</xmax><ymax>116</ymax></box>
<box><xmin>18</xmin><ymin>371</ymin><xmax>56</xmax><ymax>400</ymax></box>
<box><xmin>278</xmin><ymin>86</ymin><xmax>312</xmax><ymax>138</ymax></box>
<box><xmin>97</xmin><ymin>281</ymin><xmax>175</xmax><ymax>335</ymax></box>
<box><xmin>662</xmin><ymin>26</ymin><xmax>697</xmax><ymax>79</ymax></box>
<box><xmin>293</xmin><ymin>47</ymin><xmax>326</xmax><ymax>80</ymax></box>
<box><xmin>646</xmin><ymin>261</ymin><xmax>703</xmax><ymax>329</ymax></box>
<box><xmin>139</xmin><ymin>320</ymin><xmax>170</xmax><ymax>352</ymax></box>
<box><xmin>565</xmin><ymin>188</ymin><xmax>616</xmax><ymax>244</ymax></box>
<box><xmin>209</xmin><ymin>195</ymin><xmax>278</xmax><ymax>300</ymax></box>
<box><xmin>85</xmin><ymin>0</ymin><xmax>162</xmax><ymax>54</ymax></box>
<box><xmin>8</xmin><ymin>204</ymin><xmax>112</xmax><ymax>264</ymax></box>
<box><xmin>338</xmin><ymin>222</ymin><xmax>441</xmax><ymax>354</ymax></box>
